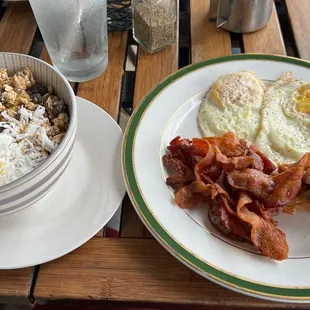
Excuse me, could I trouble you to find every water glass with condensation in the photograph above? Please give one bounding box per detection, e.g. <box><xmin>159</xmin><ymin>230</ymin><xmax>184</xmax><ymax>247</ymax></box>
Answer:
<box><xmin>29</xmin><ymin>0</ymin><xmax>108</xmax><ymax>82</ymax></box>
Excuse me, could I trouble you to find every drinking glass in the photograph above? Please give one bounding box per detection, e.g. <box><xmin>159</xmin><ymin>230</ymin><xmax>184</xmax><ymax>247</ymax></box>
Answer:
<box><xmin>29</xmin><ymin>0</ymin><xmax>108</xmax><ymax>82</ymax></box>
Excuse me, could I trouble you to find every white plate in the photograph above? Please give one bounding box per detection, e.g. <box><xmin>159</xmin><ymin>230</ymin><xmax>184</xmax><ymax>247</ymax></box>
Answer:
<box><xmin>123</xmin><ymin>55</ymin><xmax>310</xmax><ymax>303</ymax></box>
<box><xmin>0</xmin><ymin>97</ymin><xmax>125</xmax><ymax>269</ymax></box>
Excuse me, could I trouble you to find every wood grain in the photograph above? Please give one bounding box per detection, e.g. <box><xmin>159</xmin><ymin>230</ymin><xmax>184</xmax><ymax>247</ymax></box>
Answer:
<box><xmin>0</xmin><ymin>268</ymin><xmax>32</xmax><ymax>302</ymax></box>
<box><xmin>34</xmin><ymin>238</ymin><xmax>306</xmax><ymax>307</ymax></box>
<box><xmin>286</xmin><ymin>0</ymin><xmax>310</xmax><ymax>60</ymax></box>
<box><xmin>243</xmin><ymin>4</ymin><xmax>286</xmax><ymax>55</ymax></box>
<box><xmin>77</xmin><ymin>31</ymin><xmax>128</xmax><ymax>120</ymax></box>
<box><xmin>190</xmin><ymin>0</ymin><xmax>232</xmax><ymax>63</ymax></box>
<box><xmin>40</xmin><ymin>45</ymin><xmax>75</xmax><ymax>89</ymax></box>
<box><xmin>0</xmin><ymin>2</ymin><xmax>37</xmax><ymax>53</ymax></box>
<box><xmin>120</xmin><ymin>41</ymin><xmax>178</xmax><ymax>238</ymax></box>
<box><xmin>133</xmin><ymin>45</ymin><xmax>178</xmax><ymax>107</ymax></box>
<box><xmin>39</xmin><ymin>45</ymin><xmax>51</xmax><ymax>64</ymax></box>
<box><xmin>120</xmin><ymin>195</ymin><xmax>153</xmax><ymax>238</ymax></box>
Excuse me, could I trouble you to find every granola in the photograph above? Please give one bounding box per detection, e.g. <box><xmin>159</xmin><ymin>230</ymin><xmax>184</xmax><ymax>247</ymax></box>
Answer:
<box><xmin>0</xmin><ymin>67</ymin><xmax>70</xmax><ymax>186</ymax></box>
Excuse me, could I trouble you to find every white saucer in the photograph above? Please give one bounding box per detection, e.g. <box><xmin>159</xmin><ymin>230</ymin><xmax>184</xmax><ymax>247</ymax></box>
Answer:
<box><xmin>0</xmin><ymin>97</ymin><xmax>126</xmax><ymax>269</ymax></box>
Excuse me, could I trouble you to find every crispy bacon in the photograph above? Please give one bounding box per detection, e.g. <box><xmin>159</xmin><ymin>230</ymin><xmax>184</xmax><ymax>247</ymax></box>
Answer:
<box><xmin>204</xmin><ymin>132</ymin><xmax>248</xmax><ymax>157</ymax></box>
<box><xmin>269</xmin><ymin>155</ymin><xmax>307</xmax><ymax>206</ymax></box>
<box><xmin>175</xmin><ymin>180</ymin><xmax>227</xmax><ymax>208</ymax></box>
<box><xmin>303</xmin><ymin>168</ymin><xmax>310</xmax><ymax>184</ymax></box>
<box><xmin>163</xmin><ymin>132</ymin><xmax>310</xmax><ymax>260</ymax></box>
<box><xmin>227</xmin><ymin>169</ymin><xmax>274</xmax><ymax>203</ymax></box>
<box><xmin>175</xmin><ymin>180</ymin><xmax>250</xmax><ymax>240</ymax></box>
<box><xmin>236</xmin><ymin>193</ymin><xmax>288</xmax><ymax>261</ymax></box>
<box><xmin>192</xmin><ymin>139</ymin><xmax>216</xmax><ymax>180</ymax></box>
<box><xmin>167</xmin><ymin>136</ymin><xmax>198</xmax><ymax>169</ymax></box>
<box><xmin>214</xmin><ymin>146</ymin><xmax>254</xmax><ymax>172</ymax></box>
<box><xmin>209</xmin><ymin>202</ymin><xmax>232</xmax><ymax>235</ymax></box>
<box><xmin>278</xmin><ymin>152</ymin><xmax>310</xmax><ymax>173</ymax></box>
<box><xmin>163</xmin><ymin>155</ymin><xmax>195</xmax><ymax>190</ymax></box>
<box><xmin>227</xmin><ymin>154</ymin><xmax>307</xmax><ymax>207</ymax></box>
<box><xmin>248</xmin><ymin>145</ymin><xmax>276</xmax><ymax>174</ymax></box>
<box><xmin>175</xmin><ymin>181</ymin><xmax>212</xmax><ymax>208</ymax></box>
<box><xmin>209</xmin><ymin>200</ymin><xmax>250</xmax><ymax>241</ymax></box>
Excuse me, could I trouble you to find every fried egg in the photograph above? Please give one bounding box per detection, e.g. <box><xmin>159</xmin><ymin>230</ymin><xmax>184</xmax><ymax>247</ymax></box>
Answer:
<box><xmin>198</xmin><ymin>71</ymin><xmax>265</xmax><ymax>143</ymax></box>
<box><xmin>255</xmin><ymin>72</ymin><xmax>310</xmax><ymax>165</ymax></box>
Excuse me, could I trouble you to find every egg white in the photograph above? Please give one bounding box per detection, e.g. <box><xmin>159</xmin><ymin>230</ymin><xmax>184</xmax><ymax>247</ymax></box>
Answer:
<box><xmin>255</xmin><ymin>73</ymin><xmax>310</xmax><ymax>165</ymax></box>
<box><xmin>198</xmin><ymin>71</ymin><xmax>265</xmax><ymax>143</ymax></box>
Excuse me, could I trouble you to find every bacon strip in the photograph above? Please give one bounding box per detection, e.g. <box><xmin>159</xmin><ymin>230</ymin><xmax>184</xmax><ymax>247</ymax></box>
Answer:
<box><xmin>167</xmin><ymin>136</ymin><xmax>198</xmax><ymax>169</ymax></box>
<box><xmin>227</xmin><ymin>169</ymin><xmax>274</xmax><ymax>203</ymax></box>
<box><xmin>214</xmin><ymin>146</ymin><xmax>254</xmax><ymax>172</ymax></box>
<box><xmin>163</xmin><ymin>155</ymin><xmax>195</xmax><ymax>190</ymax></box>
<box><xmin>209</xmin><ymin>200</ymin><xmax>250</xmax><ymax>241</ymax></box>
<box><xmin>192</xmin><ymin>139</ymin><xmax>216</xmax><ymax>181</ymax></box>
<box><xmin>175</xmin><ymin>180</ymin><xmax>250</xmax><ymax>240</ymax></box>
<box><xmin>175</xmin><ymin>180</ymin><xmax>223</xmax><ymax>208</ymax></box>
<box><xmin>204</xmin><ymin>132</ymin><xmax>248</xmax><ymax>157</ymax></box>
<box><xmin>248</xmin><ymin>145</ymin><xmax>276</xmax><ymax>174</ymax></box>
<box><xmin>227</xmin><ymin>154</ymin><xmax>307</xmax><ymax>207</ymax></box>
<box><xmin>237</xmin><ymin>193</ymin><xmax>288</xmax><ymax>261</ymax></box>
<box><xmin>278</xmin><ymin>153</ymin><xmax>310</xmax><ymax>172</ymax></box>
<box><xmin>270</xmin><ymin>155</ymin><xmax>307</xmax><ymax>206</ymax></box>
<box><xmin>303</xmin><ymin>168</ymin><xmax>310</xmax><ymax>184</ymax></box>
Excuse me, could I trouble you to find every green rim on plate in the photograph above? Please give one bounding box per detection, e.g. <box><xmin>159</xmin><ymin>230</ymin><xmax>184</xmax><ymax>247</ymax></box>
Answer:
<box><xmin>123</xmin><ymin>54</ymin><xmax>310</xmax><ymax>301</ymax></box>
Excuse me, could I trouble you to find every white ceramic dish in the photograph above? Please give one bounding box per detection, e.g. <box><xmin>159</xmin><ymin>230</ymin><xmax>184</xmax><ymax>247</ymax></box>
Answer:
<box><xmin>123</xmin><ymin>54</ymin><xmax>310</xmax><ymax>303</ymax></box>
<box><xmin>0</xmin><ymin>97</ymin><xmax>125</xmax><ymax>269</ymax></box>
<box><xmin>0</xmin><ymin>53</ymin><xmax>77</xmax><ymax>215</ymax></box>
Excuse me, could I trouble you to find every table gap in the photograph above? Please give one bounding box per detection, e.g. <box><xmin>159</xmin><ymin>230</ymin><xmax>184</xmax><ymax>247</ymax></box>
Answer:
<box><xmin>29</xmin><ymin>28</ymin><xmax>44</xmax><ymax>58</ymax></box>
<box><xmin>179</xmin><ymin>2</ymin><xmax>190</xmax><ymax>68</ymax></box>
<box><xmin>230</xmin><ymin>32</ymin><xmax>244</xmax><ymax>54</ymax></box>
<box><xmin>28</xmin><ymin>265</ymin><xmax>40</xmax><ymax>304</ymax></box>
<box><xmin>0</xmin><ymin>1</ymin><xmax>7</xmax><ymax>21</ymax></box>
<box><xmin>119</xmin><ymin>30</ymin><xmax>137</xmax><ymax>116</ymax></box>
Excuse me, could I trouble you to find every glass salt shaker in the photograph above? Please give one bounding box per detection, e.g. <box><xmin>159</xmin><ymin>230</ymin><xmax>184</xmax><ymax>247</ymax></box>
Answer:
<box><xmin>132</xmin><ymin>0</ymin><xmax>178</xmax><ymax>53</ymax></box>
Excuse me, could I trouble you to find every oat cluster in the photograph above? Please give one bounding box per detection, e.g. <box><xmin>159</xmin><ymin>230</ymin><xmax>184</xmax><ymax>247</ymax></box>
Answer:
<box><xmin>0</xmin><ymin>67</ymin><xmax>70</xmax><ymax>186</ymax></box>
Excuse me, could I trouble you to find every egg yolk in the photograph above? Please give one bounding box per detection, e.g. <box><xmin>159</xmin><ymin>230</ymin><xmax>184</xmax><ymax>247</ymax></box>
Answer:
<box><xmin>295</xmin><ymin>84</ymin><xmax>310</xmax><ymax>114</ymax></box>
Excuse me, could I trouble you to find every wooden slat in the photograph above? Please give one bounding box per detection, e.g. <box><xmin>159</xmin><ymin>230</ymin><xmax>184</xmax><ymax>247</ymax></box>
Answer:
<box><xmin>190</xmin><ymin>0</ymin><xmax>232</xmax><ymax>63</ymax></box>
<box><xmin>77</xmin><ymin>32</ymin><xmax>128</xmax><ymax>120</ymax></box>
<box><xmin>0</xmin><ymin>268</ymin><xmax>32</xmax><ymax>303</ymax></box>
<box><xmin>0</xmin><ymin>2</ymin><xmax>37</xmax><ymax>303</ymax></box>
<box><xmin>133</xmin><ymin>46</ymin><xmax>178</xmax><ymax>107</ymax></box>
<box><xmin>34</xmin><ymin>238</ymin><xmax>307</xmax><ymax>308</ymax></box>
<box><xmin>39</xmin><ymin>45</ymin><xmax>51</xmax><ymax>64</ymax></box>
<box><xmin>0</xmin><ymin>2</ymin><xmax>37</xmax><ymax>53</ymax></box>
<box><xmin>243</xmin><ymin>4</ymin><xmax>286</xmax><ymax>55</ymax></box>
<box><xmin>286</xmin><ymin>0</ymin><xmax>310</xmax><ymax>60</ymax></box>
<box><xmin>120</xmin><ymin>42</ymin><xmax>178</xmax><ymax>238</ymax></box>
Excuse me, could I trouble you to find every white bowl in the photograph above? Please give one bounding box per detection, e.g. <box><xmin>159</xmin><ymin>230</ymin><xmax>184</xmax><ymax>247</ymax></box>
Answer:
<box><xmin>0</xmin><ymin>53</ymin><xmax>77</xmax><ymax>215</ymax></box>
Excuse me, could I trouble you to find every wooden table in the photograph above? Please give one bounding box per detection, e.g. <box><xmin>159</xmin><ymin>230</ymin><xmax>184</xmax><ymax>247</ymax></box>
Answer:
<box><xmin>0</xmin><ymin>0</ymin><xmax>310</xmax><ymax>308</ymax></box>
